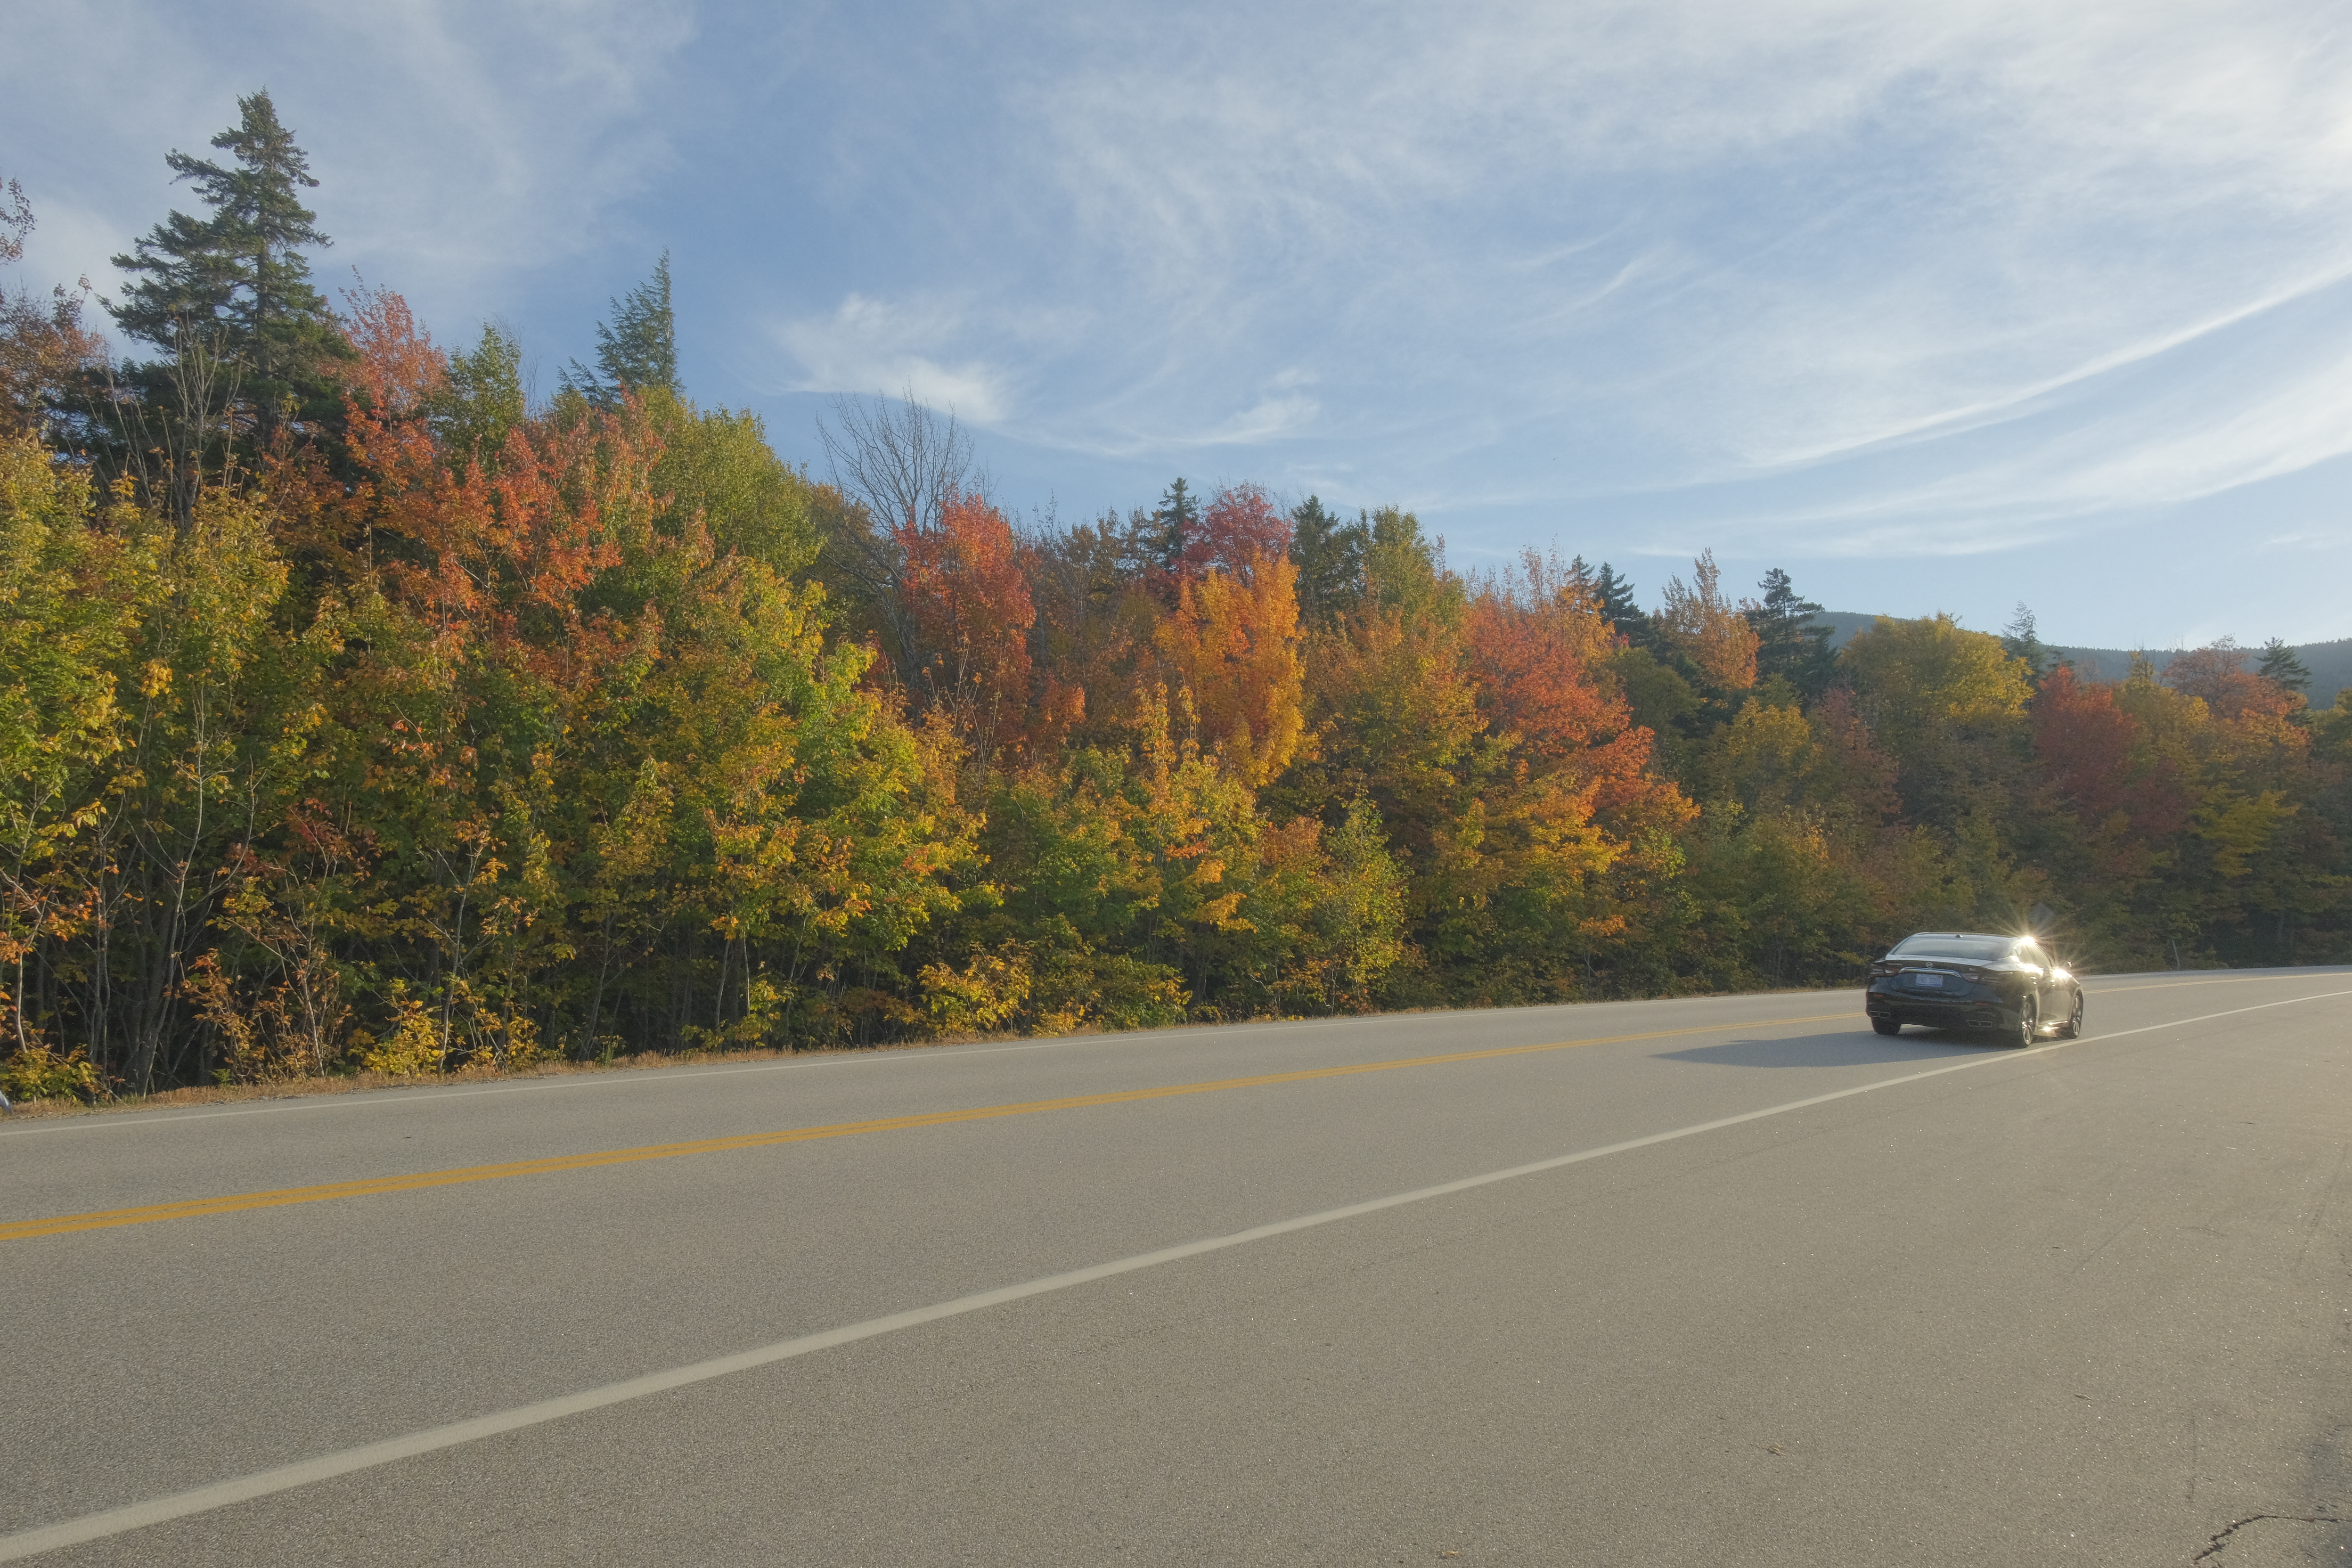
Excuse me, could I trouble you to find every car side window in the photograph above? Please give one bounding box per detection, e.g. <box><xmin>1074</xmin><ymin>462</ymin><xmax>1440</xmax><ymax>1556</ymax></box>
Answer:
<box><xmin>2018</xmin><ymin>942</ymin><xmax>2046</xmax><ymax>969</ymax></box>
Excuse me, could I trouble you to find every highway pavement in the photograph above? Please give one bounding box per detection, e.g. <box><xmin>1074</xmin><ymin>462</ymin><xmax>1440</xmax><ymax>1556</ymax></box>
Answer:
<box><xmin>3</xmin><ymin>973</ymin><xmax>2349</xmax><ymax>1565</ymax></box>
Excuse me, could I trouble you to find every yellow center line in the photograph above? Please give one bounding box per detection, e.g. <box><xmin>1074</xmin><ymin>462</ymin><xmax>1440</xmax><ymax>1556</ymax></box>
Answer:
<box><xmin>3</xmin><ymin>1010</ymin><xmax>1855</xmax><ymax>1243</ymax></box>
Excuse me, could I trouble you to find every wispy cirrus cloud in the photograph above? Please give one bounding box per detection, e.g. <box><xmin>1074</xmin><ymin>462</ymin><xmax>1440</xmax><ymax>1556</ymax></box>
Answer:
<box><xmin>930</xmin><ymin>0</ymin><xmax>2352</xmax><ymax>553</ymax></box>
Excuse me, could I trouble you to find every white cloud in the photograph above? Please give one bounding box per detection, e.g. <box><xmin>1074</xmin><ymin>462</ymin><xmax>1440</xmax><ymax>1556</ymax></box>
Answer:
<box><xmin>1181</xmin><ymin>393</ymin><xmax>1319</xmax><ymax>447</ymax></box>
<box><xmin>770</xmin><ymin>293</ymin><xmax>1014</xmax><ymax>423</ymax></box>
<box><xmin>1039</xmin><ymin>390</ymin><xmax>1324</xmax><ymax>459</ymax></box>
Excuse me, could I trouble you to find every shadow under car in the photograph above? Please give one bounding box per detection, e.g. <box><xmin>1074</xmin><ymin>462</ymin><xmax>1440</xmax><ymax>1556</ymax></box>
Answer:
<box><xmin>1656</xmin><ymin>1026</ymin><xmax>2001</xmax><ymax>1069</ymax></box>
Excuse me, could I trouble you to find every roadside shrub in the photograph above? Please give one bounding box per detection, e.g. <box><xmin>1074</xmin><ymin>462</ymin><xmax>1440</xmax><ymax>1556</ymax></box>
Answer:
<box><xmin>1</xmin><ymin>1043</ymin><xmax>106</xmax><ymax>1102</ymax></box>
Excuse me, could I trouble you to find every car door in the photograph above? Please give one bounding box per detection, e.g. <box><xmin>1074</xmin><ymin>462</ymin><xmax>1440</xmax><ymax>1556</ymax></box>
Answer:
<box><xmin>2018</xmin><ymin>940</ymin><xmax>2057</xmax><ymax>1016</ymax></box>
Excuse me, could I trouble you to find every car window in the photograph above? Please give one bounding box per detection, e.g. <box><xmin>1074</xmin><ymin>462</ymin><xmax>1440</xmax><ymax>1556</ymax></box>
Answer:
<box><xmin>1889</xmin><ymin>935</ymin><xmax>2008</xmax><ymax>960</ymax></box>
<box><xmin>2015</xmin><ymin>942</ymin><xmax>2044</xmax><ymax>967</ymax></box>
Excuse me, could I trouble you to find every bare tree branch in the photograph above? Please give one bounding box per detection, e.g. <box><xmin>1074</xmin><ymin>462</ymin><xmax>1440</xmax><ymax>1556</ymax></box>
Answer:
<box><xmin>813</xmin><ymin>390</ymin><xmax>989</xmax><ymax>680</ymax></box>
<box><xmin>819</xmin><ymin>388</ymin><xmax>977</xmax><ymax>534</ymax></box>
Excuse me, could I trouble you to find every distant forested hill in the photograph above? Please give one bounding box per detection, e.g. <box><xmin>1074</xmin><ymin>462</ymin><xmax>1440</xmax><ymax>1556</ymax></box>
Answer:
<box><xmin>2046</xmin><ymin>642</ymin><xmax>2352</xmax><ymax>711</ymax></box>
<box><xmin>1812</xmin><ymin>614</ymin><xmax>2350</xmax><ymax>709</ymax></box>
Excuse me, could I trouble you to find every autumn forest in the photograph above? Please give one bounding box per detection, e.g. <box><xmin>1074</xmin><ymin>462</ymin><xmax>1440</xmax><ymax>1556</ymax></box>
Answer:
<box><xmin>3</xmin><ymin>94</ymin><xmax>2346</xmax><ymax>1100</ymax></box>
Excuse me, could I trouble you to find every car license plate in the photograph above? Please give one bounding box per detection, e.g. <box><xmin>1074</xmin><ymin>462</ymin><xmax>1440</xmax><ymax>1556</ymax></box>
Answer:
<box><xmin>1912</xmin><ymin>973</ymin><xmax>1944</xmax><ymax>988</ymax></box>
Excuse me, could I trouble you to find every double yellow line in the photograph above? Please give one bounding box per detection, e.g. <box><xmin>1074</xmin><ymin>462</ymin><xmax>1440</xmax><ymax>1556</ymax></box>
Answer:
<box><xmin>3</xmin><ymin>1010</ymin><xmax>1854</xmax><ymax>1243</ymax></box>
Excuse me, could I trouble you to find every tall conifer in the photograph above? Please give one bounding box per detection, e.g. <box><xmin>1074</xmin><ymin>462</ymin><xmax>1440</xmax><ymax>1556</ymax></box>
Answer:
<box><xmin>1749</xmin><ymin>568</ymin><xmax>1838</xmax><ymax>696</ymax></box>
<box><xmin>2257</xmin><ymin>637</ymin><xmax>2312</xmax><ymax>694</ymax></box>
<box><xmin>1591</xmin><ymin>563</ymin><xmax>1651</xmax><ymax>644</ymax></box>
<box><xmin>564</xmin><ymin>253</ymin><xmax>677</xmax><ymax>403</ymax></box>
<box><xmin>1289</xmin><ymin>494</ymin><xmax>1366</xmax><ymax>623</ymax></box>
<box><xmin>111</xmin><ymin>90</ymin><xmax>346</xmax><ymax>448</ymax></box>
<box><xmin>1153</xmin><ymin>476</ymin><xmax>1199</xmax><ymax>575</ymax></box>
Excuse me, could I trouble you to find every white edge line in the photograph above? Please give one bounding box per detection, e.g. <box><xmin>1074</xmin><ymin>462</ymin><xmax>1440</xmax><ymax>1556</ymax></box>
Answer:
<box><xmin>3</xmin><ymin>986</ymin><xmax>2347</xmax><ymax>1561</ymax></box>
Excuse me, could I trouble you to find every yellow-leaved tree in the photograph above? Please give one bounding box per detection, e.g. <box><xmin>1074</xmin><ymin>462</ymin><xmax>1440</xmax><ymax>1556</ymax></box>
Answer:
<box><xmin>1657</xmin><ymin>550</ymin><xmax>1759</xmax><ymax>693</ymax></box>
<box><xmin>1154</xmin><ymin>548</ymin><xmax>1308</xmax><ymax>787</ymax></box>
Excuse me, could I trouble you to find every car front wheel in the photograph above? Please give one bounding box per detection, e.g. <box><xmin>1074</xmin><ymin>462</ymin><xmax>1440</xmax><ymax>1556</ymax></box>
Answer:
<box><xmin>2011</xmin><ymin>996</ymin><xmax>2038</xmax><ymax>1048</ymax></box>
<box><xmin>2055</xmin><ymin>993</ymin><xmax>2083</xmax><ymax>1039</ymax></box>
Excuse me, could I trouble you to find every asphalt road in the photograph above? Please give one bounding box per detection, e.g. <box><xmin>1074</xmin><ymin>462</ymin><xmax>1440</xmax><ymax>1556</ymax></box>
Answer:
<box><xmin>4</xmin><ymin>973</ymin><xmax>2350</xmax><ymax>1566</ymax></box>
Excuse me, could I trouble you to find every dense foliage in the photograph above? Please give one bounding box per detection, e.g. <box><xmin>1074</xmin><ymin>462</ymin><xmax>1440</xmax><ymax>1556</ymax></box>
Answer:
<box><xmin>3</xmin><ymin>103</ymin><xmax>2347</xmax><ymax>1097</ymax></box>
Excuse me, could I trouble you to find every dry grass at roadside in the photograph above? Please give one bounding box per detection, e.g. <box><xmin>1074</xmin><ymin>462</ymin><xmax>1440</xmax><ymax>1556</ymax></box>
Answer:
<box><xmin>1</xmin><ymin>983</ymin><xmax>1868</xmax><ymax>1122</ymax></box>
<box><xmin>0</xmin><ymin>1032</ymin><xmax>1045</xmax><ymax>1122</ymax></box>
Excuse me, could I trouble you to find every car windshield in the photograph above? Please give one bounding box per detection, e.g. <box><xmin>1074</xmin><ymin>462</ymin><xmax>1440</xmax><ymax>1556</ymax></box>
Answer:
<box><xmin>1890</xmin><ymin>935</ymin><xmax>2010</xmax><ymax>961</ymax></box>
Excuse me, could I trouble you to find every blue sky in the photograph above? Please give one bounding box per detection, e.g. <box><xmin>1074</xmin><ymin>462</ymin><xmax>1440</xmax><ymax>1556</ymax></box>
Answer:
<box><xmin>10</xmin><ymin>0</ymin><xmax>2352</xmax><ymax>649</ymax></box>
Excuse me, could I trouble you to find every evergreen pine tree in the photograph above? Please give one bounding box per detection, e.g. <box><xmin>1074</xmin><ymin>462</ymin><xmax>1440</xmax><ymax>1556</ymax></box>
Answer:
<box><xmin>2257</xmin><ymin>637</ymin><xmax>2312</xmax><ymax>693</ymax></box>
<box><xmin>1592</xmin><ymin>562</ymin><xmax>1653</xmax><ymax>645</ymax></box>
<box><xmin>1747</xmin><ymin>567</ymin><xmax>1838</xmax><ymax>696</ymax></box>
<box><xmin>2000</xmin><ymin>602</ymin><xmax>2055</xmax><ymax>682</ymax></box>
<box><xmin>563</xmin><ymin>252</ymin><xmax>677</xmax><ymax>404</ymax></box>
<box><xmin>1289</xmin><ymin>494</ymin><xmax>1366</xmax><ymax>623</ymax></box>
<box><xmin>110</xmin><ymin>89</ymin><xmax>347</xmax><ymax>448</ymax></box>
<box><xmin>1154</xmin><ymin>476</ymin><xmax>1198</xmax><ymax>575</ymax></box>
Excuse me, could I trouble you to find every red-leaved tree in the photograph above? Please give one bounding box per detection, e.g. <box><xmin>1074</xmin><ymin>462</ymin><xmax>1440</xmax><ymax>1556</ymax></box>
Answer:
<box><xmin>894</xmin><ymin>492</ymin><xmax>1036</xmax><ymax>768</ymax></box>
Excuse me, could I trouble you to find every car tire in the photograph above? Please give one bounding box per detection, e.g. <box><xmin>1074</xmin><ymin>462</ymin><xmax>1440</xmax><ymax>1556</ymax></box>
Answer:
<box><xmin>2055</xmin><ymin>993</ymin><xmax>2083</xmax><ymax>1039</ymax></box>
<box><xmin>2011</xmin><ymin>996</ymin><xmax>2038</xmax><ymax>1048</ymax></box>
<box><xmin>1872</xmin><ymin>1017</ymin><xmax>1901</xmax><ymax>1036</ymax></box>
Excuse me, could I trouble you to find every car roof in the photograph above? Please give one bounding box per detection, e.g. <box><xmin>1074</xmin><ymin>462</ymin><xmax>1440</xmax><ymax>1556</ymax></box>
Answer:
<box><xmin>1902</xmin><ymin>931</ymin><xmax>2021</xmax><ymax>942</ymax></box>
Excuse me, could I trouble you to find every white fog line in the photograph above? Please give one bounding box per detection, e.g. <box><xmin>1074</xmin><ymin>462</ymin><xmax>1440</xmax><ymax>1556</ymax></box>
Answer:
<box><xmin>6</xmin><ymin>986</ymin><xmax>2346</xmax><ymax>1560</ymax></box>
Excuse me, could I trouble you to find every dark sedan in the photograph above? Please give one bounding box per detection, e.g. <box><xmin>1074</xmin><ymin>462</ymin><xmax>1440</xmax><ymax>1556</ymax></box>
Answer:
<box><xmin>1865</xmin><ymin>931</ymin><xmax>2084</xmax><ymax>1047</ymax></box>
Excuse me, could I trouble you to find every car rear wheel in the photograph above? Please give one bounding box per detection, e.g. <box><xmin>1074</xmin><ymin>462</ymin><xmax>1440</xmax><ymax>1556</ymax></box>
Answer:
<box><xmin>1872</xmin><ymin>1017</ymin><xmax>1901</xmax><ymax>1036</ymax></box>
<box><xmin>2011</xmin><ymin>996</ymin><xmax>2038</xmax><ymax>1048</ymax></box>
<box><xmin>2055</xmin><ymin>993</ymin><xmax>2083</xmax><ymax>1039</ymax></box>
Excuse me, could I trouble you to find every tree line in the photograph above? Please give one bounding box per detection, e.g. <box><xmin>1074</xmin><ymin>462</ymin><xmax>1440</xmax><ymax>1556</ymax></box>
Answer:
<box><xmin>2</xmin><ymin>94</ymin><xmax>2345</xmax><ymax>1098</ymax></box>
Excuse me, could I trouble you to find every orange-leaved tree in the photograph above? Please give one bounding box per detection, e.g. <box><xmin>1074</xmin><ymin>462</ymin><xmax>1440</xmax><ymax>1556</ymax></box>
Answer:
<box><xmin>1465</xmin><ymin>550</ymin><xmax>1681</xmax><ymax>821</ymax></box>
<box><xmin>1174</xmin><ymin>482</ymin><xmax>1292</xmax><ymax>583</ymax></box>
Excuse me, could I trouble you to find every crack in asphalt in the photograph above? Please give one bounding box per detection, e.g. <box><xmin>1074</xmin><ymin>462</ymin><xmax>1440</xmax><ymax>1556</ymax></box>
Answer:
<box><xmin>2192</xmin><ymin>1508</ymin><xmax>2346</xmax><ymax>1563</ymax></box>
